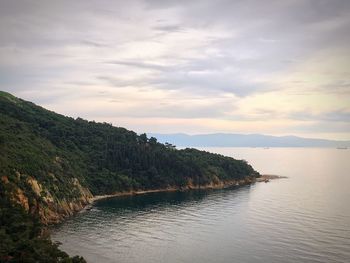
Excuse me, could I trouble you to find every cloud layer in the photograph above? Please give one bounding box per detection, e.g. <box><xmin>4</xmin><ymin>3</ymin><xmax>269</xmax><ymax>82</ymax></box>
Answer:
<box><xmin>1</xmin><ymin>0</ymin><xmax>350</xmax><ymax>139</ymax></box>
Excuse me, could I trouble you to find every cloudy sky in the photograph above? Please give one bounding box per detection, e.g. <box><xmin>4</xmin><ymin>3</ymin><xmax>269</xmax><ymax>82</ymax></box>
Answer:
<box><xmin>1</xmin><ymin>0</ymin><xmax>350</xmax><ymax>139</ymax></box>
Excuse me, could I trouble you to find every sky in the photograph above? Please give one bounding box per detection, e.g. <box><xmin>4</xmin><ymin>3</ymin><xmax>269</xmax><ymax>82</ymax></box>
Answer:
<box><xmin>1</xmin><ymin>0</ymin><xmax>350</xmax><ymax>140</ymax></box>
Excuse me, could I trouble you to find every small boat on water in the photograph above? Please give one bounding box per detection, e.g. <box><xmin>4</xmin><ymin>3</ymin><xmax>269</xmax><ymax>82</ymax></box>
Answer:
<box><xmin>337</xmin><ymin>147</ymin><xmax>348</xmax><ymax>150</ymax></box>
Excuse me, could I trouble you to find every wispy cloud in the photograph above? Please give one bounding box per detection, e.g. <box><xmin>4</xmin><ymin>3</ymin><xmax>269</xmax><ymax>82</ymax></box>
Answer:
<box><xmin>0</xmin><ymin>0</ymin><xmax>349</xmax><ymax>139</ymax></box>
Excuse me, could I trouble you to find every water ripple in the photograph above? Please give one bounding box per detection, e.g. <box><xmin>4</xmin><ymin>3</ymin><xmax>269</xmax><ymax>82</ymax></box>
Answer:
<box><xmin>51</xmin><ymin>148</ymin><xmax>350</xmax><ymax>263</ymax></box>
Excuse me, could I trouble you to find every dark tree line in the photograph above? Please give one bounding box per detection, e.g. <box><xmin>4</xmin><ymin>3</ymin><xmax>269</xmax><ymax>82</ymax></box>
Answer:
<box><xmin>0</xmin><ymin>91</ymin><xmax>259</xmax><ymax>262</ymax></box>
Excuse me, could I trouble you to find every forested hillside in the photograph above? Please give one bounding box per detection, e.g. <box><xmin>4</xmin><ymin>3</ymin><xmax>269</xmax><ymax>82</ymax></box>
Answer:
<box><xmin>0</xmin><ymin>91</ymin><xmax>259</xmax><ymax>262</ymax></box>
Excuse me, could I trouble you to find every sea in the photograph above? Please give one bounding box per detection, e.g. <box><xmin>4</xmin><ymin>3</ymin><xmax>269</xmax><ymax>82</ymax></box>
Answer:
<box><xmin>51</xmin><ymin>147</ymin><xmax>350</xmax><ymax>263</ymax></box>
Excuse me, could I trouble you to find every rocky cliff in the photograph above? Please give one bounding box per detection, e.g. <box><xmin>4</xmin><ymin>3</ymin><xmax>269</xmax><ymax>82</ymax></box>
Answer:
<box><xmin>1</xmin><ymin>172</ymin><xmax>92</xmax><ymax>224</ymax></box>
<box><xmin>0</xmin><ymin>91</ymin><xmax>260</xmax><ymax>224</ymax></box>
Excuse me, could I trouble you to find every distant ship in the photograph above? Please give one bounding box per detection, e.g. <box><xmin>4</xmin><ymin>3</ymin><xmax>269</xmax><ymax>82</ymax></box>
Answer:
<box><xmin>336</xmin><ymin>147</ymin><xmax>348</xmax><ymax>150</ymax></box>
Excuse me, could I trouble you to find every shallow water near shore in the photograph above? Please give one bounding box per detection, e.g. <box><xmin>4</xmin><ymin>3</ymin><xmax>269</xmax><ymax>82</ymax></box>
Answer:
<box><xmin>51</xmin><ymin>148</ymin><xmax>350</xmax><ymax>263</ymax></box>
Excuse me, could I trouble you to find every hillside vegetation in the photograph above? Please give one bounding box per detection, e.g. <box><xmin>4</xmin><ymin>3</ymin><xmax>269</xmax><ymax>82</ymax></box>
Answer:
<box><xmin>0</xmin><ymin>91</ymin><xmax>259</xmax><ymax>262</ymax></box>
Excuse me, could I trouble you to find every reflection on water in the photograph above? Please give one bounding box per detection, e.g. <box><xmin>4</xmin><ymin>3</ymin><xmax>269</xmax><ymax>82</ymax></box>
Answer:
<box><xmin>52</xmin><ymin>148</ymin><xmax>350</xmax><ymax>263</ymax></box>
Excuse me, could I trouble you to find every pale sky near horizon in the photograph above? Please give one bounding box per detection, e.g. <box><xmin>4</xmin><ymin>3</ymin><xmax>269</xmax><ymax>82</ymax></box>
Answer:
<box><xmin>1</xmin><ymin>0</ymin><xmax>350</xmax><ymax>140</ymax></box>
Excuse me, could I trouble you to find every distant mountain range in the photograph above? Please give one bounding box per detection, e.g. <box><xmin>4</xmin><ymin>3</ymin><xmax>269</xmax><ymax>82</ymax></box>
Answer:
<box><xmin>149</xmin><ymin>133</ymin><xmax>350</xmax><ymax>148</ymax></box>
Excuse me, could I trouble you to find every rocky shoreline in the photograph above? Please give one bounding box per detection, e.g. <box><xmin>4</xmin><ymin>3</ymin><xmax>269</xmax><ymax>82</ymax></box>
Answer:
<box><xmin>81</xmin><ymin>177</ymin><xmax>255</xmax><ymax>211</ymax></box>
<box><xmin>17</xmin><ymin>174</ymin><xmax>285</xmax><ymax>224</ymax></box>
<box><xmin>83</xmin><ymin>174</ymin><xmax>286</xmax><ymax>211</ymax></box>
<box><xmin>256</xmin><ymin>174</ymin><xmax>288</xmax><ymax>182</ymax></box>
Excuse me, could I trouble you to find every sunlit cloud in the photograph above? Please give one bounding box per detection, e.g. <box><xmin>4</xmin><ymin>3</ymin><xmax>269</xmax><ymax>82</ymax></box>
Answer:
<box><xmin>0</xmin><ymin>0</ymin><xmax>349</xmax><ymax>140</ymax></box>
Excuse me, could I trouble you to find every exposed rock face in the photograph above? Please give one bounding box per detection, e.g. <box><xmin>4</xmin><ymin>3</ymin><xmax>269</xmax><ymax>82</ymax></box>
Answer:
<box><xmin>14</xmin><ymin>187</ymin><xmax>30</xmax><ymax>211</ymax></box>
<box><xmin>36</xmin><ymin>177</ymin><xmax>94</xmax><ymax>224</ymax></box>
<box><xmin>185</xmin><ymin>175</ymin><xmax>256</xmax><ymax>190</ymax></box>
<box><xmin>2</xmin><ymin>172</ymin><xmax>257</xmax><ymax>225</ymax></box>
<box><xmin>2</xmin><ymin>175</ymin><xmax>30</xmax><ymax>211</ymax></box>
<box><xmin>39</xmin><ymin>195</ymin><xmax>92</xmax><ymax>224</ymax></box>
<box><xmin>3</xmin><ymin>173</ymin><xmax>93</xmax><ymax>225</ymax></box>
<box><xmin>1</xmin><ymin>175</ymin><xmax>9</xmax><ymax>184</ymax></box>
<box><xmin>27</xmin><ymin>177</ymin><xmax>42</xmax><ymax>196</ymax></box>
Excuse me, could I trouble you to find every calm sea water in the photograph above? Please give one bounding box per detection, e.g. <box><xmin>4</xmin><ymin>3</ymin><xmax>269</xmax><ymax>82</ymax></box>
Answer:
<box><xmin>51</xmin><ymin>148</ymin><xmax>350</xmax><ymax>263</ymax></box>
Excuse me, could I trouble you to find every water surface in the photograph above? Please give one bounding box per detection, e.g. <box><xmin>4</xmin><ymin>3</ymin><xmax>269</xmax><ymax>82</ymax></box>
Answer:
<box><xmin>52</xmin><ymin>148</ymin><xmax>350</xmax><ymax>263</ymax></box>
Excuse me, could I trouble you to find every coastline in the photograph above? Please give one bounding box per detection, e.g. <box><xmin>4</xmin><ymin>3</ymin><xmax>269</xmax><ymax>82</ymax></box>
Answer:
<box><xmin>90</xmin><ymin>188</ymin><xmax>179</xmax><ymax>202</ymax></box>
<box><xmin>256</xmin><ymin>174</ymin><xmax>287</xmax><ymax>182</ymax></box>
<box><xmin>85</xmin><ymin>174</ymin><xmax>285</xmax><ymax>209</ymax></box>
<box><xmin>85</xmin><ymin>178</ymin><xmax>252</xmax><ymax>209</ymax></box>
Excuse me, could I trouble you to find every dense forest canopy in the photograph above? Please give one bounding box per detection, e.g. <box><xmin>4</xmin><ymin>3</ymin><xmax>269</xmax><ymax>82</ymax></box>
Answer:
<box><xmin>0</xmin><ymin>91</ymin><xmax>258</xmax><ymax>195</ymax></box>
<box><xmin>0</xmin><ymin>91</ymin><xmax>259</xmax><ymax>262</ymax></box>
